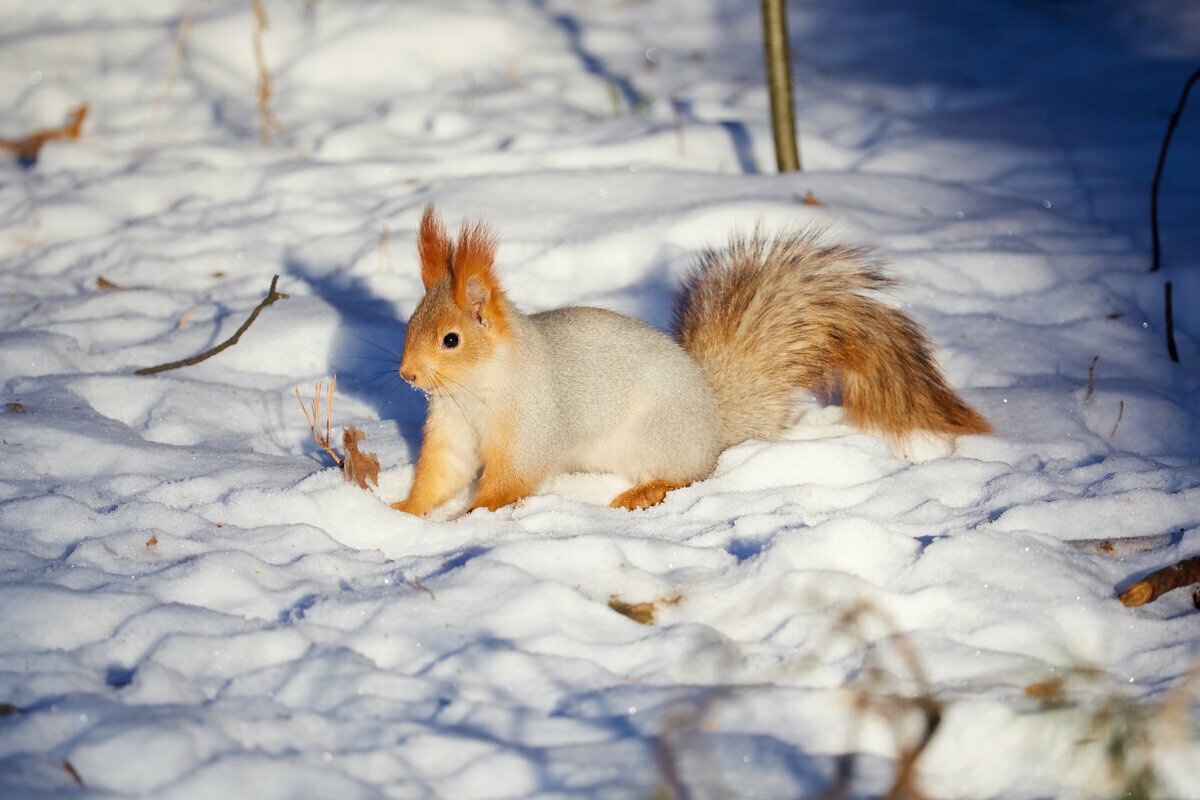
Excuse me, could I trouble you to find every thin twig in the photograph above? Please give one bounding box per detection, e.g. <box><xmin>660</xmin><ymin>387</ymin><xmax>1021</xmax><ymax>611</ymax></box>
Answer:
<box><xmin>62</xmin><ymin>760</ymin><xmax>85</xmax><ymax>788</ymax></box>
<box><xmin>324</xmin><ymin>376</ymin><xmax>335</xmax><ymax>449</ymax></box>
<box><xmin>251</xmin><ymin>0</ymin><xmax>285</xmax><ymax>145</ymax></box>
<box><xmin>405</xmin><ymin>577</ymin><xmax>436</xmax><ymax>600</ymax></box>
<box><xmin>1085</xmin><ymin>355</ymin><xmax>1099</xmax><ymax>404</ymax></box>
<box><xmin>142</xmin><ymin>1</ymin><xmax>197</xmax><ymax>156</ymax></box>
<box><xmin>1164</xmin><ymin>281</ymin><xmax>1179</xmax><ymax>363</ymax></box>
<box><xmin>1110</xmin><ymin>399</ymin><xmax>1125</xmax><ymax>438</ymax></box>
<box><xmin>1150</xmin><ymin>66</ymin><xmax>1200</xmax><ymax>272</ymax></box>
<box><xmin>136</xmin><ymin>275</ymin><xmax>289</xmax><ymax>375</ymax></box>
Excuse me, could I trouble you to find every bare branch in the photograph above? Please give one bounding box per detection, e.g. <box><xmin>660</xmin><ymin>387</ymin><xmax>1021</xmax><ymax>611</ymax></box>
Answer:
<box><xmin>1120</xmin><ymin>555</ymin><xmax>1200</xmax><ymax>606</ymax></box>
<box><xmin>136</xmin><ymin>275</ymin><xmax>289</xmax><ymax>375</ymax></box>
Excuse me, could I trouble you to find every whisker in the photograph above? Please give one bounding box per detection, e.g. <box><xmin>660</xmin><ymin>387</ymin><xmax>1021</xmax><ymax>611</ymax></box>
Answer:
<box><xmin>435</xmin><ymin>372</ymin><xmax>496</xmax><ymax>417</ymax></box>
<box><xmin>349</xmin><ymin>333</ymin><xmax>405</xmax><ymax>361</ymax></box>
<box><xmin>342</xmin><ymin>369</ymin><xmax>401</xmax><ymax>390</ymax></box>
<box><xmin>341</xmin><ymin>354</ymin><xmax>403</xmax><ymax>367</ymax></box>
<box><xmin>378</xmin><ymin>378</ymin><xmax>410</xmax><ymax>413</ymax></box>
<box><xmin>432</xmin><ymin>374</ymin><xmax>471</xmax><ymax>427</ymax></box>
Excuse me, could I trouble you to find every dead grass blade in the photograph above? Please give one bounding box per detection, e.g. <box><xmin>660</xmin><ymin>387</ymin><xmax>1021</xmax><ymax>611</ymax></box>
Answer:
<box><xmin>296</xmin><ymin>377</ymin><xmax>342</xmax><ymax>466</ymax></box>
<box><xmin>251</xmin><ymin>0</ymin><xmax>285</xmax><ymax>144</ymax></box>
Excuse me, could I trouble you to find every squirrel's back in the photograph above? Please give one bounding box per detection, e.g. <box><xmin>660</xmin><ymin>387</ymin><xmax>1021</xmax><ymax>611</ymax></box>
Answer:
<box><xmin>528</xmin><ymin>306</ymin><xmax>724</xmax><ymax>483</ymax></box>
<box><xmin>674</xmin><ymin>228</ymin><xmax>991</xmax><ymax>448</ymax></box>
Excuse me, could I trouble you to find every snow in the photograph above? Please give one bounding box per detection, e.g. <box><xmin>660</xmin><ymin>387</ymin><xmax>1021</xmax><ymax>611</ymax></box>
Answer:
<box><xmin>1</xmin><ymin>0</ymin><xmax>1198</xmax><ymax>797</ymax></box>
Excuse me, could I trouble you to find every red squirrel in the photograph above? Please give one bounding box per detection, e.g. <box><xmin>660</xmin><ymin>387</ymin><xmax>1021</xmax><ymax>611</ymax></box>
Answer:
<box><xmin>392</xmin><ymin>204</ymin><xmax>990</xmax><ymax>517</ymax></box>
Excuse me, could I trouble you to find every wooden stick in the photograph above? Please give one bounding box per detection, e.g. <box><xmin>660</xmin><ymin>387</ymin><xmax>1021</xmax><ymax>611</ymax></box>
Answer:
<box><xmin>136</xmin><ymin>275</ymin><xmax>289</xmax><ymax>375</ymax></box>
<box><xmin>1120</xmin><ymin>556</ymin><xmax>1200</xmax><ymax>606</ymax></box>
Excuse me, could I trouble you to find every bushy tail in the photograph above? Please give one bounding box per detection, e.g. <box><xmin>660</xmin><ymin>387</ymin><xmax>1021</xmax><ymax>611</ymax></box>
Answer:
<box><xmin>673</xmin><ymin>228</ymin><xmax>991</xmax><ymax>449</ymax></box>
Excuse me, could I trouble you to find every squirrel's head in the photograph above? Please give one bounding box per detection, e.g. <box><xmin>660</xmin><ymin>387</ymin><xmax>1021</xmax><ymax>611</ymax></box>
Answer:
<box><xmin>400</xmin><ymin>204</ymin><xmax>509</xmax><ymax>394</ymax></box>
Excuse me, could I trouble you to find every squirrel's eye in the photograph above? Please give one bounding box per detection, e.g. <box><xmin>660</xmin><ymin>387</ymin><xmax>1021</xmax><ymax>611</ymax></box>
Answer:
<box><xmin>442</xmin><ymin>332</ymin><xmax>460</xmax><ymax>349</ymax></box>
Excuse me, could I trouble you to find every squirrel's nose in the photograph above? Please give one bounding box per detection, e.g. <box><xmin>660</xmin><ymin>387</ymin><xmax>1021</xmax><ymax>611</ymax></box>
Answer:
<box><xmin>400</xmin><ymin>367</ymin><xmax>416</xmax><ymax>383</ymax></box>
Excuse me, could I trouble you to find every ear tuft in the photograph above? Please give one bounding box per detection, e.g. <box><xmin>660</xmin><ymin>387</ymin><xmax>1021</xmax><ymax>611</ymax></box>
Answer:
<box><xmin>417</xmin><ymin>203</ymin><xmax>453</xmax><ymax>289</ymax></box>
<box><xmin>452</xmin><ymin>221</ymin><xmax>502</xmax><ymax>325</ymax></box>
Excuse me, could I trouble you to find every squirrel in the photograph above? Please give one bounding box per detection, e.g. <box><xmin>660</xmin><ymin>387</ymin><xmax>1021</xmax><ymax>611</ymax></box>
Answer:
<box><xmin>391</xmin><ymin>204</ymin><xmax>990</xmax><ymax>517</ymax></box>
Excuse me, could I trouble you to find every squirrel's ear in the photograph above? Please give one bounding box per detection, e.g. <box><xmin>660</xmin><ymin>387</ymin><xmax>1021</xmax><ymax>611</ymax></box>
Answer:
<box><xmin>417</xmin><ymin>203</ymin><xmax>453</xmax><ymax>289</ymax></box>
<box><xmin>452</xmin><ymin>220</ymin><xmax>502</xmax><ymax>327</ymax></box>
<box><xmin>464</xmin><ymin>276</ymin><xmax>491</xmax><ymax>327</ymax></box>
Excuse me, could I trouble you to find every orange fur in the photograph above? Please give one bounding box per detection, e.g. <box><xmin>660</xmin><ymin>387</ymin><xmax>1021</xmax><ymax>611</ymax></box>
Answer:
<box><xmin>610</xmin><ymin>479</ymin><xmax>692</xmax><ymax>511</ymax></box>
<box><xmin>391</xmin><ymin>410</ymin><xmax>475</xmax><ymax>516</ymax></box>
<box><xmin>400</xmin><ymin>210</ymin><xmax>510</xmax><ymax>393</ymax></box>
<box><xmin>468</xmin><ymin>414</ymin><xmax>543</xmax><ymax>512</ymax></box>
<box><xmin>674</xmin><ymin>229</ymin><xmax>990</xmax><ymax>445</ymax></box>
<box><xmin>417</xmin><ymin>203</ymin><xmax>452</xmax><ymax>289</ymax></box>
<box><xmin>450</xmin><ymin>221</ymin><xmax>508</xmax><ymax>333</ymax></box>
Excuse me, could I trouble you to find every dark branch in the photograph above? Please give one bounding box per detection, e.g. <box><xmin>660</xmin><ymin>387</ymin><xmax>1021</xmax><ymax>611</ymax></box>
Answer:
<box><xmin>136</xmin><ymin>275</ymin><xmax>289</xmax><ymax>375</ymax></box>
<box><xmin>1150</xmin><ymin>66</ymin><xmax>1200</xmax><ymax>272</ymax></box>
<box><xmin>1120</xmin><ymin>555</ymin><xmax>1200</xmax><ymax>606</ymax></box>
<box><xmin>1164</xmin><ymin>280</ymin><xmax>1179</xmax><ymax>363</ymax></box>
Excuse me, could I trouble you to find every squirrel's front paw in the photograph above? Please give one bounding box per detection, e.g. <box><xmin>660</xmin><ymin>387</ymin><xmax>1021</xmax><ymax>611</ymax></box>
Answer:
<box><xmin>390</xmin><ymin>499</ymin><xmax>428</xmax><ymax>518</ymax></box>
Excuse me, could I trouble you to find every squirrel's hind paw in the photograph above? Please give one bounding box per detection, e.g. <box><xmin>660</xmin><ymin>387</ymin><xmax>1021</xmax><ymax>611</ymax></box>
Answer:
<box><xmin>610</xmin><ymin>479</ymin><xmax>691</xmax><ymax>511</ymax></box>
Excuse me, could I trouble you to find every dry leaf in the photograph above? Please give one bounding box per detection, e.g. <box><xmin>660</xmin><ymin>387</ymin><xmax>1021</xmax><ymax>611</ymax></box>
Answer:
<box><xmin>97</xmin><ymin>276</ymin><xmax>125</xmax><ymax>291</ymax></box>
<box><xmin>802</xmin><ymin>189</ymin><xmax>821</xmax><ymax>206</ymax></box>
<box><xmin>146</xmin><ymin>535</ymin><xmax>158</xmax><ymax>547</ymax></box>
<box><xmin>1024</xmin><ymin>681</ymin><xmax>1063</xmax><ymax>701</ymax></box>
<box><xmin>6</xmin><ymin>403</ymin><xmax>26</xmax><ymax>414</ymax></box>
<box><xmin>0</xmin><ymin>703</ymin><xmax>22</xmax><ymax>715</ymax></box>
<box><xmin>609</xmin><ymin>597</ymin><xmax>657</xmax><ymax>625</ymax></box>
<box><xmin>0</xmin><ymin>104</ymin><xmax>89</xmax><ymax>166</ymax></box>
<box><xmin>342</xmin><ymin>424</ymin><xmax>380</xmax><ymax>489</ymax></box>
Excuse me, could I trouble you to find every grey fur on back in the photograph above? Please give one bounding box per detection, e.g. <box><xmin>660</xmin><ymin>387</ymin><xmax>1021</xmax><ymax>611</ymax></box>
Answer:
<box><xmin>528</xmin><ymin>306</ymin><xmax>724</xmax><ymax>483</ymax></box>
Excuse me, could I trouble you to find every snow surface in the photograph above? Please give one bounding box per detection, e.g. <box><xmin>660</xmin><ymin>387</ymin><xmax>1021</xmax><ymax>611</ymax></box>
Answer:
<box><xmin>1</xmin><ymin>0</ymin><xmax>1199</xmax><ymax>797</ymax></box>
